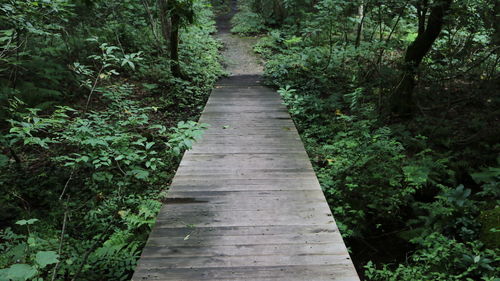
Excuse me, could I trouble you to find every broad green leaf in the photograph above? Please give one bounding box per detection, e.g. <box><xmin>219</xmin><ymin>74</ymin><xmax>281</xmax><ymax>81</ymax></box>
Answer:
<box><xmin>35</xmin><ymin>251</ymin><xmax>59</xmax><ymax>268</ymax></box>
<box><xmin>6</xmin><ymin>264</ymin><xmax>37</xmax><ymax>281</ymax></box>
<box><xmin>9</xmin><ymin>244</ymin><xmax>27</xmax><ymax>260</ymax></box>
<box><xmin>0</xmin><ymin>268</ymin><xmax>8</xmax><ymax>280</ymax></box>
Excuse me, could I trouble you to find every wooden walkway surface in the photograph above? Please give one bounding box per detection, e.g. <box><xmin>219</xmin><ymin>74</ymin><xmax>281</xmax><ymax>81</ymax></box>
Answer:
<box><xmin>132</xmin><ymin>75</ymin><xmax>359</xmax><ymax>280</ymax></box>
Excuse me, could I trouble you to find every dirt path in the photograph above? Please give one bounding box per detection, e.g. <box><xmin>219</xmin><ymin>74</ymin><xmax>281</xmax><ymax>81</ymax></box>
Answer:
<box><xmin>215</xmin><ymin>0</ymin><xmax>264</xmax><ymax>76</ymax></box>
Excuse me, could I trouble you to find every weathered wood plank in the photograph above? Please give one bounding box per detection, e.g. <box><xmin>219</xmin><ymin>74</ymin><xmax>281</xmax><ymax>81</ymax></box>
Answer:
<box><xmin>169</xmin><ymin>177</ymin><xmax>319</xmax><ymax>186</ymax></box>
<box><xmin>134</xmin><ymin>265</ymin><xmax>358</xmax><ymax>281</ymax></box>
<box><xmin>148</xmin><ymin>225</ymin><xmax>338</xmax><ymax>237</ymax></box>
<box><xmin>188</xmin><ymin>146</ymin><xmax>305</xmax><ymax>154</ymax></box>
<box><xmin>153</xmin><ymin>213</ymin><xmax>335</xmax><ymax>228</ymax></box>
<box><xmin>146</xmin><ymin>233</ymin><xmax>340</xmax><ymax>247</ymax></box>
<box><xmin>137</xmin><ymin>254</ymin><xmax>353</xmax><ymax>269</ymax></box>
<box><xmin>140</xmin><ymin>243</ymin><xmax>346</xmax><ymax>258</ymax></box>
<box><xmin>166</xmin><ymin>184</ymin><xmax>318</xmax><ymax>192</ymax></box>
<box><xmin>161</xmin><ymin>191</ymin><xmax>329</xmax><ymax>207</ymax></box>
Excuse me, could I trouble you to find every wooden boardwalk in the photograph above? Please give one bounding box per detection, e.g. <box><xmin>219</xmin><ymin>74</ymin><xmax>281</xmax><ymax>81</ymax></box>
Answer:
<box><xmin>132</xmin><ymin>75</ymin><xmax>359</xmax><ymax>280</ymax></box>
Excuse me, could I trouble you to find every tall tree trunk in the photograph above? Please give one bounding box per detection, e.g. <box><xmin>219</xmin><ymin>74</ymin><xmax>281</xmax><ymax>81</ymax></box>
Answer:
<box><xmin>355</xmin><ymin>2</ymin><xmax>365</xmax><ymax>48</ymax></box>
<box><xmin>416</xmin><ymin>0</ymin><xmax>429</xmax><ymax>36</ymax></box>
<box><xmin>157</xmin><ymin>0</ymin><xmax>171</xmax><ymax>45</ymax></box>
<box><xmin>390</xmin><ymin>0</ymin><xmax>452</xmax><ymax>117</ymax></box>
<box><xmin>170</xmin><ymin>13</ymin><xmax>181</xmax><ymax>77</ymax></box>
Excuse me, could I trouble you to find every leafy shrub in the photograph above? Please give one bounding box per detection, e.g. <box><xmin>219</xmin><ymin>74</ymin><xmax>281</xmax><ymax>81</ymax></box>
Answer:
<box><xmin>365</xmin><ymin>233</ymin><xmax>498</xmax><ymax>281</ymax></box>
<box><xmin>230</xmin><ymin>3</ymin><xmax>267</xmax><ymax>35</ymax></box>
<box><xmin>0</xmin><ymin>219</ymin><xmax>59</xmax><ymax>281</ymax></box>
<box><xmin>0</xmin><ymin>0</ymin><xmax>222</xmax><ymax>280</ymax></box>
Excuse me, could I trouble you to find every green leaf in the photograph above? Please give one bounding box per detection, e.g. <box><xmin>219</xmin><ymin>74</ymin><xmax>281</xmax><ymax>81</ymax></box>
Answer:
<box><xmin>145</xmin><ymin>142</ymin><xmax>155</xmax><ymax>150</ymax></box>
<box><xmin>27</xmin><ymin>237</ymin><xmax>36</xmax><ymax>247</ymax></box>
<box><xmin>473</xmin><ymin>255</ymin><xmax>480</xmax><ymax>263</ymax></box>
<box><xmin>35</xmin><ymin>251</ymin><xmax>59</xmax><ymax>269</ymax></box>
<box><xmin>6</xmin><ymin>264</ymin><xmax>37</xmax><ymax>281</ymax></box>
<box><xmin>142</xmin><ymin>83</ymin><xmax>158</xmax><ymax>90</ymax></box>
<box><xmin>9</xmin><ymin>244</ymin><xmax>27</xmax><ymax>261</ymax></box>
<box><xmin>183</xmin><ymin>139</ymin><xmax>193</xmax><ymax>148</ymax></box>
<box><xmin>130</xmin><ymin>169</ymin><xmax>149</xmax><ymax>180</ymax></box>
<box><xmin>15</xmin><ymin>219</ymin><xmax>39</xmax><ymax>226</ymax></box>
<box><xmin>0</xmin><ymin>268</ymin><xmax>8</xmax><ymax>280</ymax></box>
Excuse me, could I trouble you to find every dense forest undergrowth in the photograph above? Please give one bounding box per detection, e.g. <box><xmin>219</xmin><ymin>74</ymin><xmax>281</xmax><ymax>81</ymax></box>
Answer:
<box><xmin>0</xmin><ymin>0</ymin><xmax>225</xmax><ymax>280</ymax></box>
<box><xmin>0</xmin><ymin>0</ymin><xmax>499</xmax><ymax>280</ymax></box>
<box><xmin>231</xmin><ymin>0</ymin><xmax>499</xmax><ymax>280</ymax></box>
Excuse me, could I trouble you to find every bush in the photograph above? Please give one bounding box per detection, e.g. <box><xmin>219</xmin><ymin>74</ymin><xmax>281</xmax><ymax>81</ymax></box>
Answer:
<box><xmin>231</xmin><ymin>3</ymin><xmax>267</xmax><ymax>35</ymax></box>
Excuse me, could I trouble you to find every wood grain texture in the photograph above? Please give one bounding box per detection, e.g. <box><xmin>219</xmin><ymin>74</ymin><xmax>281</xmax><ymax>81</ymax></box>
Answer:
<box><xmin>132</xmin><ymin>76</ymin><xmax>358</xmax><ymax>279</ymax></box>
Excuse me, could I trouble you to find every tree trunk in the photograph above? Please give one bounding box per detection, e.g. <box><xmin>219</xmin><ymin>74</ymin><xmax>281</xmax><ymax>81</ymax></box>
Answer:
<box><xmin>157</xmin><ymin>0</ymin><xmax>171</xmax><ymax>45</ymax></box>
<box><xmin>355</xmin><ymin>2</ymin><xmax>365</xmax><ymax>48</ymax></box>
<box><xmin>170</xmin><ymin>13</ymin><xmax>181</xmax><ymax>77</ymax></box>
<box><xmin>391</xmin><ymin>0</ymin><xmax>452</xmax><ymax>117</ymax></box>
<box><xmin>416</xmin><ymin>0</ymin><xmax>428</xmax><ymax>36</ymax></box>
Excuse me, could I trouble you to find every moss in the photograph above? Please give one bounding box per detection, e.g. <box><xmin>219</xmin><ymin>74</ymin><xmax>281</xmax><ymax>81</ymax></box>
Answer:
<box><xmin>479</xmin><ymin>206</ymin><xmax>500</xmax><ymax>249</ymax></box>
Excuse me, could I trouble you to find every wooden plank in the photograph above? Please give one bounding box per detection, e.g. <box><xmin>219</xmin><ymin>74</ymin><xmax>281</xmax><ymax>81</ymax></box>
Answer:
<box><xmin>160</xmin><ymin>191</ymin><xmax>329</xmax><ymax>208</ymax></box>
<box><xmin>148</xmin><ymin>225</ymin><xmax>339</xmax><ymax>238</ymax></box>
<box><xmin>133</xmin><ymin>265</ymin><xmax>358</xmax><ymax>281</ymax></box>
<box><xmin>153</xmin><ymin>212</ymin><xmax>335</xmax><ymax>228</ymax></box>
<box><xmin>140</xmin><ymin>243</ymin><xmax>346</xmax><ymax>258</ymax></box>
<box><xmin>188</xmin><ymin>146</ymin><xmax>305</xmax><ymax>154</ymax></box>
<box><xmin>136</xmin><ymin>254</ymin><xmax>353</xmax><ymax>269</ymax></box>
<box><xmin>171</xmin><ymin>170</ymin><xmax>317</xmax><ymax>180</ymax></box>
<box><xmin>165</xmin><ymin>184</ymin><xmax>318</xmax><ymax>192</ymax></box>
<box><xmin>178</xmin><ymin>156</ymin><xmax>312</xmax><ymax>170</ymax></box>
<box><xmin>158</xmin><ymin>199</ymin><xmax>328</xmax><ymax>212</ymax></box>
<box><xmin>169</xmin><ymin>177</ymin><xmax>319</xmax><ymax>186</ymax></box>
<box><xmin>146</xmin><ymin>233</ymin><xmax>339</xmax><ymax>247</ymax></box>
<box><xmin>163</xmin><ymin>190</ymin><xmax>327</xmax><ymax>200</ymax></box>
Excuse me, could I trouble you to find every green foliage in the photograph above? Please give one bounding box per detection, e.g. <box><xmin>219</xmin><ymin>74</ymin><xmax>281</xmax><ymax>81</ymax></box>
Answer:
<box><xmin>169</xmin><ymin>0</ymin><xmax>197</xmax><ymax>27</ymax></box>
<box><xmin>0</xmin><ymin>219</ymin><xmax>60</xmax><ymax>281</ymax></box>
<box><xmin>231</xmin><ymin>2</ymin><xmax>266</xmax><ymax>35</ymax></box>
<box><xmin>365</xmin><ymin>233</ymin><xmax>498</xmax><ymax>280</ymax></box>
<box><xmin>0</xmin><ymin>0</ymin><xmax>222</xmax><ymax>280</ymax></box>
<box><xmin>1</xmin><ymin>264</ymin><xmax>37</xmax><ymax>281</ymax></box>
<box><xmin>239</xmin><ymin>0</ymin><xmax>500</xmax><ymax>279</ymax></box>
<box><xmin>168</xmin><ymin>121</ymin><xmax>209</xmax><ymax>156</ymax></box>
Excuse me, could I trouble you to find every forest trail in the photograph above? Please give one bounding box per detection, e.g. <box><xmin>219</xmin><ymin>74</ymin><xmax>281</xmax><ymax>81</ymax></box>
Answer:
<box><xmin>214</xmin><ymin>0</ymin><xmax>263</xmax><ymax>75</ymax></box>
<box><xmin>131</xmin><ymin>1</ymin><xmax>359</xmax><ymax>280</ymax></box>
